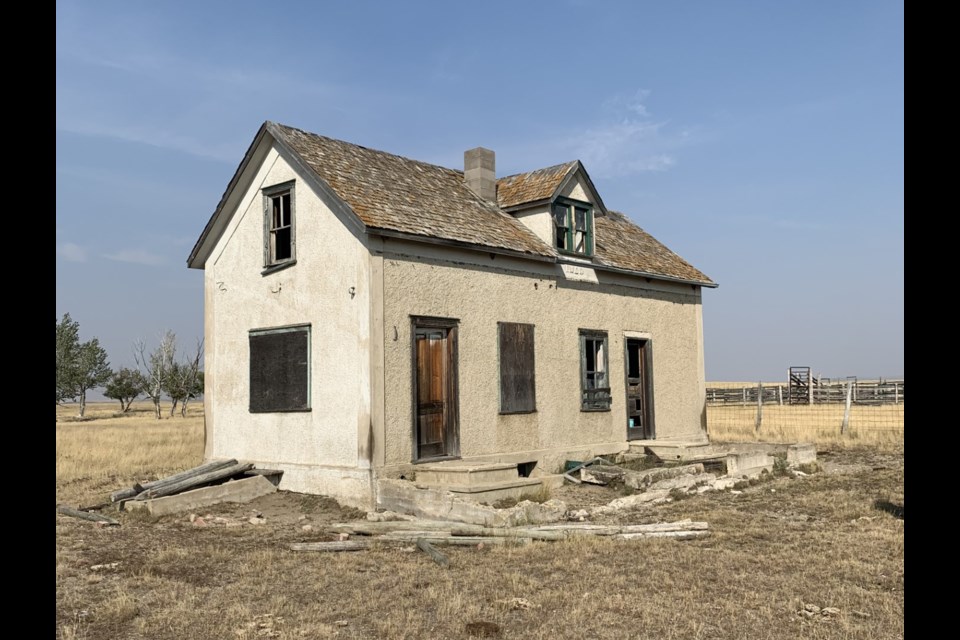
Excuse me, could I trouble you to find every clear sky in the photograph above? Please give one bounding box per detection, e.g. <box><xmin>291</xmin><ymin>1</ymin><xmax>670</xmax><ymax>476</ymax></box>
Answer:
<box><xmin>56</xmin><ymin>0</ymin><xmax>903</xmax><ymax>383</ymax></box>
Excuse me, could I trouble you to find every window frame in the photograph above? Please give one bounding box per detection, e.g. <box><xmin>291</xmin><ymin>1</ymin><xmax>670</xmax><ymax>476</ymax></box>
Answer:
<box><xmin>552</xmin><ymin>197</ymin><xmax>594</xmax><ymax>257</ymax></box>
<box><xmin>262</xmin><ymin>180</ymin><xmax>297</xmax><ymax>273</ymax></box>
<box><xmin>498</xmin><ymin>321</ymin><xmax>537</xmax><ymax>415</ymax></box>
<box><xmin>248</xmin><ymin>323</ymin><xmax>311</xmax><ymax>413</ymax></box>
<box><xmin>579</xmin><ymin>329</ymin><xmax>612</xmax><ymax>411</ymax></box>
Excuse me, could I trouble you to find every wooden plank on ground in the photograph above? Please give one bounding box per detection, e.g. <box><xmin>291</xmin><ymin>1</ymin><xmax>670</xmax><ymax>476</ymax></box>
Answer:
<box><xmin>416</xmin><ymin>538</ymin><xmax>449</xmax><ymax>567</ymax></box>
<box><xmin>289</xmin><ymin>541</ymin><xmax>371</xmax><ymax>552</ymax></box>
<box><xmin>135</xmin><ymin>463</ymin><xmax>253</xmax><ymax>499</ymax></box>
<box><xmin>111</xmin><ymin>459</ymin><xmax>239</xmax><ymax>502</ymax></box>
<box><xmin>57</xmin><ymin>505</ymin><xmax>120</xmax><ymax>526</ymax></box>
<box><xmin>123</xmin><ymin>474</ymin><xmax>276</xmax><ymax>516</ymax></box>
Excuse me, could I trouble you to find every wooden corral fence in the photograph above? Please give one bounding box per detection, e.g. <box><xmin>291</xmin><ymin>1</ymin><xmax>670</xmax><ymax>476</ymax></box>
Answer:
<box><xmin>706</xmin><ymin>378</ymin><xmax>904</xmax><ymax>406</ymax></box>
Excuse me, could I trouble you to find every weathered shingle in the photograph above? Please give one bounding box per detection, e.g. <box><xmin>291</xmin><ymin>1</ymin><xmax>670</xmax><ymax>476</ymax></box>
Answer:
<box><xmin>233</xmin><ymin>122</ymin><xmax>713</xmax><ymax>285</ymax></box>
<box><xmin>594</xmin><ymin>211</ymin><xmax>714</xmax><ymax>285</ymax></box>
<box><xmin>496</xmin><ymin>162</ymin><xmax>578</xmax><ymax>209</ymax></box>
<box><xmin>271</xmin><ymin>123</ymin><xmax>555</xmax><ymax>258</ymax></box>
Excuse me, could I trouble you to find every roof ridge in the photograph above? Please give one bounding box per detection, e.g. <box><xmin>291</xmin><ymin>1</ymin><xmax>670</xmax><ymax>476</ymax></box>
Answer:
<box><xmin>271</xmin><ymin>121</ymin><xmax>464</xmax><ymax>176</ymax></box>
<box><xmin>497</xmin><ymin>160</ymin><xmax>579</xmax><ymax>182</ymax></box>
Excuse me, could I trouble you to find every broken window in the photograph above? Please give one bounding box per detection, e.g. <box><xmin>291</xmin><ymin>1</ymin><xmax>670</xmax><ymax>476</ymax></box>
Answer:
<box><xmin>249</xmin><ymin>325</ymin><xmax>310</xmax><ymax>413</ymax></box>
<box><xmin>580</xmin><ymin>330</ymin><xmax>611</xmax><ymax>410</ymax></box>
<box><xmin>498</xmin><ymin>322</ymin><xmax>536</xmax><ymax>413</ymax></box>
<box><xmin>263</xmin><ymin>181</ymin><xmax>296</xmax><ymax>268</ymax></box>
<box><xmin>551</xmin><ymin>198</ymin><xmax>593</xmax><ymax>256</ymax></box>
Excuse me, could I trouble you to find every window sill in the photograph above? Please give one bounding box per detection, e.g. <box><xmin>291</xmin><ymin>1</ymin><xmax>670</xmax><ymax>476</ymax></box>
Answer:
<box><xmin>499</xmin><ymin>409</ymin><xmax>537</xmax><ymax>415</ymax></box>
<box><xmin>261</xmin><ymin>259</ymin><xmax>297</xmax><ymax>276</ymax></box>
<box><xmin>580</xmin><ymin>407</ymin><xmax>612</xmax><ymax>413</ymax></box>
<box><xmin>249</xmin><ymin>407</ymin><xmax>312</xmax><ymax>414</ymax></box>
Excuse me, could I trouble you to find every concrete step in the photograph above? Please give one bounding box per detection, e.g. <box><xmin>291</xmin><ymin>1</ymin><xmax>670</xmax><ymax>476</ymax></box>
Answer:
<box><xmin>640</xmin><ymin>442</ymin><xmax>717</xmax><ymax>462</ymax></box>
<box><xmin>420</xmin><ymin>477</ymin><xmax>544</xmax><ymax>504</ymax></box>
<box><xmin>414</xmin><ymin>462</ymin><xmax>519</xmax><ymax>488</ymax></box>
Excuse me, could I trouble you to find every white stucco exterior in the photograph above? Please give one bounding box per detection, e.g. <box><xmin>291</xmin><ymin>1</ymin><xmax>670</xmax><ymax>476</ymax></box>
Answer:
<box><xmin>202</xmin><ymin>143</ymin><xmax>374</xmax><ymax>507</ymax></box>
<box><xmin>194</xmin><ymin>132</ymin><xmax>710</xmax><ymax>509</ymax></box>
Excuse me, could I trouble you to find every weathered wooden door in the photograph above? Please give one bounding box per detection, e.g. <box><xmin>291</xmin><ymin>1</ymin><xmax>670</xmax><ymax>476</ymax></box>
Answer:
<box><xmin>625</xmin><ymin>338</ymin><xmax>655</xmax><ymax>440</ymax></box>
<box><xmin>414</xmin><ymin>325</ymin><xmax>459</xmax><ymax>460</ymax></box>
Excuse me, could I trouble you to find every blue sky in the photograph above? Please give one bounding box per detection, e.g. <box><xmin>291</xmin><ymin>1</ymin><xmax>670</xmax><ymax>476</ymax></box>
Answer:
<box><xmin>56</xmin><ymin>0</ymin><xmax>903</xmax><ymax>382</ymax></box>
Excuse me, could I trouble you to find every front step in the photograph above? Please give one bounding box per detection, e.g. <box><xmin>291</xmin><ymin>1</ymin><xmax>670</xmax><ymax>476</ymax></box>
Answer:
<box><xmin>413</xmin><ymin>462</ymin><xmax>543</xmax><ymax>504</ymax></box>
<box><xmin>415</xmin><ymin>462</ymin><xmax>520</xmax><ymax>487</ymax></box>
<box><xmin>632</xmin><ymin>441</ymin><xmax>721</xmax><ymax>463</ymax></box>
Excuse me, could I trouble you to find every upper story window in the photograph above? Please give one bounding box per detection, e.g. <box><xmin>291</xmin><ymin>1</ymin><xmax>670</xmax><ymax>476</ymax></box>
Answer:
<box><xmin>263</xmin><ymin>181</ymin><xmax>296</xmax><ymax>269</ymax></box>
<box><xmin>552</xmin><ymin>197</ymin><xmax>593</xmax><ymax>257</ymax></box>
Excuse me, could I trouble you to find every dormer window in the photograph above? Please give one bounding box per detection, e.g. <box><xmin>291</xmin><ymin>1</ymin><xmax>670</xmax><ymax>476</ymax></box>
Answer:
<box><xmin>552</xmin><ymin>198</ymin><xmax>593</xmax><ymax>257</ymax></box>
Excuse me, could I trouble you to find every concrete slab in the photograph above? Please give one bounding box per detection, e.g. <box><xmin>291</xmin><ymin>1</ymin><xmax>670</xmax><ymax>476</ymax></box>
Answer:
<box><xmin>414</xmin><ymin>462</ymin><xmax>519</xmax><ymax>487</ymax></box>
<box><xmin>725</xmin><ymin>451</ymin><xmax>773</xmax><ymax>478</ymax></box>
<box><xmin>123</xmin><ymin>474</ymin><xmax>277</xmax><ymax>517</ymax></box>
<box><xmin>376</xmin><ymin>479</ymin><xmax>565</xmax><ymax>527</ymax></box>
<box><xmin>787</xmin><ymin>443</ymin><xmax>817</xmax><ymax>465</ymax></box>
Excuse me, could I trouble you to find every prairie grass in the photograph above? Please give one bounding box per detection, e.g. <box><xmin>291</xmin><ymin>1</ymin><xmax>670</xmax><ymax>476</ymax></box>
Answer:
<box><xmin>707</xmin><ymin>404</ymin><xmax>904</xmax><ymax>451</ymax></box>
<box><xmin>56</xmin><ymin>402</ymin><xmax>903</xmax><ymax>640</ymax></box>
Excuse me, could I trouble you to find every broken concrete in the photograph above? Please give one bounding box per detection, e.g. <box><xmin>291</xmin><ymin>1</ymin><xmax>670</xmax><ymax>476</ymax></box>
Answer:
<box><xmin>123</xmin><ymin>474</ymin><xmax>277</xmax><ymax>517</ymax></box>
<box><xmin>376</xmin><ymin>479</ymin><xmax>566</xmax><ymax>527</ymax></box>
<box><xmin>623</xmin><ymin>463</ymin><xmax>706</xmax><ymax>490</ymax></box>
<box><xmin>787</xmin><ymin>443</ymin><xmax>817</xmax><ymax>465</ymax></box>
<box><xmin>725</xmin><ymin>451</ymin><xmax>773</xmax><ymax>478</ymax></box>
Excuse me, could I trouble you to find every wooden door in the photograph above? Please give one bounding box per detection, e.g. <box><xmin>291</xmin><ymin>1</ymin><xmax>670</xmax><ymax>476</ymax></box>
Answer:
<box><xmin>414</xmin><ymin>325</ymin><xmax>459</xmax><ymax>459</ymax></box>
<box><xmin>625</xmin><ymin>338</ymin><xmax>655</xmax><ymax>440</ymax></box>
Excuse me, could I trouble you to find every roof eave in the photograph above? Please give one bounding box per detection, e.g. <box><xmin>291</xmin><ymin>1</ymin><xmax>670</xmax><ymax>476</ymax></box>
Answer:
<box><xmin>370</xmin><ymin>228</ymin><xmax>557</xmax><ymax>263</ymax></box>
<box><xmin>589</xmin><ymin>258</ymin><xmax>717</xmax><ymax>288</ymax></box>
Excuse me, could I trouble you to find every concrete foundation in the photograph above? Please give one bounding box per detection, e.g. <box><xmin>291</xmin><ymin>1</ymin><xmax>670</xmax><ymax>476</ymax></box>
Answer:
<box><xmin>787</xmin><ymin>443</ymin><xmax>817</xmax><ymax>465</ymax></box>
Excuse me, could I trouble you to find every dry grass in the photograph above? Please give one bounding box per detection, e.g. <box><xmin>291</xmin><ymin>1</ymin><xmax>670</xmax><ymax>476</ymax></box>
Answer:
<box><xmin>707</xmin><ymin>404</ymin><xmax>904</xmax><ymax>450</ymax></box>
<box><xmin>57</xmin><ymin>403</ymin><xmax>904</xmax><ymax>640</ymax></box>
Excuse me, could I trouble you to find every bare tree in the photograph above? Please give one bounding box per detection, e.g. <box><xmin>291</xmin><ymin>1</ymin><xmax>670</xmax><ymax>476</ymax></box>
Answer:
<box><xmin>134</xmin><ymin>330</ymin><xmax>177</xmax><ymax>419</ymax></box>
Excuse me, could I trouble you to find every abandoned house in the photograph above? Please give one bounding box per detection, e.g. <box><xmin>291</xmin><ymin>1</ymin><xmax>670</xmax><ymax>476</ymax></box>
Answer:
<box><xmin>187</xmin><ymin>121</ymin><xmax>716</xmax><ymax>509</ymax></box>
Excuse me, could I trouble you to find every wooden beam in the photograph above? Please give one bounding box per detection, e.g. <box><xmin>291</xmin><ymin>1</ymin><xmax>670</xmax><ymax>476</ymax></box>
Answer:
<box><xmin>111</xmin><ymin>459</ymin><xmax>239</xmax><ymax>502</ymax></box>
<box><xmin>289</xmin><ymin>541</ymin><xmax>371</xmax><ymax>552</ymax></box>
<box><xmin>57</xmin><ymin>505</ymin><xmax>120</xmax><ymax>526</ymax></box>
<box><xmin>416</xmin><ymin>538</ymin><xmax>449</xmax><ymax>567</ymax></box>
<box><xmin>135</xmin><ymin>463</ymin><xmax>253</xmax><ymax>499</ymax></box>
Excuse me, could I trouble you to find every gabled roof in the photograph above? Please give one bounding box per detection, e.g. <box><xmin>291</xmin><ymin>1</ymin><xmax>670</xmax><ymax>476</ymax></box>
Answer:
<box><xmin>189</xmin><ymin>121</ymin><xmax>714</xmax><ymax>287</ymax></box>
<box><xmin>595</xmin><ymin>211</ymin><xmax>714</xmax><ymax>286</ymax></box>
<box><xmin>497</xmin><ymin>161</ymin><xmax>578</xmax><ymax>209</ymax></box>
<box><xmin>272</xmin><ymin>123</ymin><xmax>554</xmax><ymax>259</ymax></box>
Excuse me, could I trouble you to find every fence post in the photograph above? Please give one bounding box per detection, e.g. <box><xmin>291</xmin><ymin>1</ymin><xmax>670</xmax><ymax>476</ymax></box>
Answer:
<box><xmin>777</xmin><ymin>385</ymin><xmax>783</xmax><ymax>405</ymax></box>
<box><xmin>841</xmin><ymin>380</ymin><xmax>853</xmax><ymax>435</ymax></box>
<box><xmin>755</xmin><ymin>381</ymin><xmax>763</xmax><ymax>432</ymax></box>
<box><xmin>809</xmin><ymin>375</ymin><xmax>814</xmax><ymax>405</ymax></box>
<box><xmin>742</xmin><ymin>387</ymin><xmax>747</xmax><ymax>406</ymax></box>
<box><xmin>894</xmin><ymin>383</ymin><xmax>899</xmax><ymax>405</ymax></box>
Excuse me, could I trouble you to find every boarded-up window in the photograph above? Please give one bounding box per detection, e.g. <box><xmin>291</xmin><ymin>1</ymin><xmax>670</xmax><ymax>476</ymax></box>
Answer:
<box><xmin>249</xmin><ymin>325</ymin><xmax>310</xmax><ymax>413</ymax></box>
<box><xmin>499</xmin><ymin>322</ymin><xmax>536</xmax><ymax>413</ymax></box>
<box><xmin>580</xmin><ymin>330</ymin><xmax>611</xmax><ymax>410</ymax></box>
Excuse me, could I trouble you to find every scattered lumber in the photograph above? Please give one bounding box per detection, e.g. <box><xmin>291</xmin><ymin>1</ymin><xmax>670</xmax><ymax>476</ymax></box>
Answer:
<box><xmin>111</xmin><ymin>459</ymin><xmax>240</xmax><ymax>502</ymax></box>
<box><xmin>416</xmin><ymin>539</ymin><xmax>449</xmax><ymax>567</ymax></box>
<box><xmin>289</xmin><ymin>541</ymin><xmax>371</xmax><ymax>552</ymax></box>
<box><xmin>135</xmin><ymin>463</ymin><xmax>253</xmax><ymax>500</ymax></box>
<box><xmin>56</xmin><ymin>505</ymin><xmax>120</xmax><ymax>526</ymax></box>
<box><xmin>562</xmin><ymin>457</ymin><xmax>608</xmax><ymax>485</ymax></box>
<box><xmin>327</xmin><ymin>520</ymin><xmax>482</xmax><ymax>535</ymax></box>
<box><xmin>320</xmin><ymin>519</ymin><xmax>709</xmax><ymax>545</ymax></box>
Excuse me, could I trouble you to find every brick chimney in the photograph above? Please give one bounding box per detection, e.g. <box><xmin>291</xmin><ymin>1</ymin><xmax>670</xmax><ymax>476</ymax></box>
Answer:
<box><xmin>464</xmin><ymin>147</ymin><xmax>496</xmax><ymax>201</ymax></box>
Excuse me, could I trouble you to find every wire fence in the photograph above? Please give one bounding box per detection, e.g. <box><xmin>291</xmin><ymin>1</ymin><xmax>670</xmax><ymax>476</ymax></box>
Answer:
<box><xmin>705</xmin><ymin>378</ymin><xmax>904</xmax><ymax>447</ymax></box>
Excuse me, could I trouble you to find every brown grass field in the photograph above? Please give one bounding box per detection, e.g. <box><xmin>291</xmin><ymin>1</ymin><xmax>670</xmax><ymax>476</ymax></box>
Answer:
<box><xmin>57</xmin><ymin>402</ymin><xmax>903</xmax><ymax>640</ymax></box>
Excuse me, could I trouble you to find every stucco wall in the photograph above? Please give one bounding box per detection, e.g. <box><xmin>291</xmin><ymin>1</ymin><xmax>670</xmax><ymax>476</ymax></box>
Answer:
<box><xmin>202</xmin><ymin>143</ymin><xmax>373</xmax><ymax>507</ymax></box>
<box><xmin>378</xmin><ymin>240</ymin><xmax>707</xmax><ymax>476</ymax></box>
